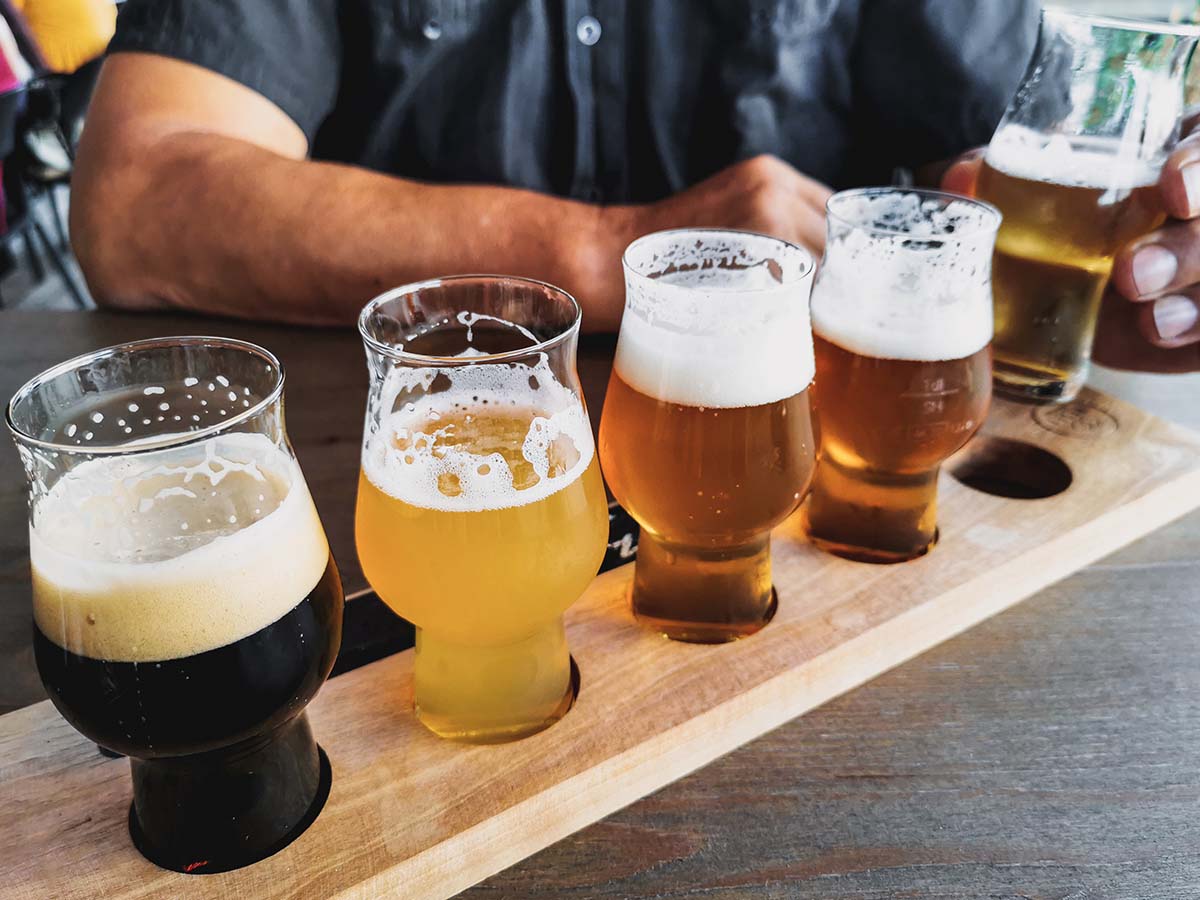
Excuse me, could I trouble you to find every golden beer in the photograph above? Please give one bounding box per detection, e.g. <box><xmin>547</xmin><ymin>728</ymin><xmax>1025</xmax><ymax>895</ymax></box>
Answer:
<box><xmin>806</xmin><ymin>334</ymin><xmax>991</xmax><ymax>562</ymax></box>
<box><xmin>600</xmin><ymin>229</ymin><xmax>817</xmax><ymax>643</ymax></box>
<box><xmin>357</xmin><ymin>277</ymin><xmax>607</xmax><ymax>742</ymax></box>
<box><xmin>356</xmin><ymin>401</ymin><xmax>606</xmax><ymax>741</ymax></box>
<box><xmin>978</xmin><ymin>137</ymin><xmax>1163</xmax><ymax>402</ymax></box>
<box><xmin>805</xmin><ymin>188</ymin><xmax>999</xmax><ymax>563</ymax></box>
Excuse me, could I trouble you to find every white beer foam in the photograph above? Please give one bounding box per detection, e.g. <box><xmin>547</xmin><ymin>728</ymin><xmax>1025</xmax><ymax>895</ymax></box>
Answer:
<box><xmin>362</xmin><ymin>358</ymin><xmax>595</xmax><ymax>513</ymax></box>
<box><xmin>31</xmin><ymin>432</ymin><xmax>330</xmax><ymax>663</ymax></box>
<box><xmin>615</xmin><ymin>231</ymin><xmax>815</xmax><ymax>408</ymax></box>
<box><xmin>811</xmin><ymin>192</ymin><xmax>996</xmax><ymax>362</ymax></box>
<box><xmin>986</xmin><ymin>126</ymin><xmax>1161</xmax><ymax>190</ymax></box>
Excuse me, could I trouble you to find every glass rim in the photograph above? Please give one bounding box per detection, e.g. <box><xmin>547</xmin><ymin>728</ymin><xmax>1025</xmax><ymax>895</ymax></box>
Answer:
<box><xmin>5</xmin><ymin>335</ymin><xmax>285</xmax><ymax>456</ymax></box>
<box><xmin>825</xmin><ymin>188</ymin><xmax>1003</xmax><ymax>241</ymax></box>
<box><xmin>622</xmin><ymin>226</ymin><xmax>815</xmax><ymax>291</ymax></box>
<box><xmin>1042</xmin><ymin>6</ymin><xmax>1200</xmax><ymax>38</ymax></box>
<box><xmin>358</xmin><ymin>274</ymin><xmax>582</xmax><ymax>365</ymax></box>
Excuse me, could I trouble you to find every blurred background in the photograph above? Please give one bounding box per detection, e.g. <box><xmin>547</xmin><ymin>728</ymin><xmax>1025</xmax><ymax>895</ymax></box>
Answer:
<box><xmin>0</xmin><ymin>0</ymin><xmax>1196</xmax><ymax>316</ymax></box>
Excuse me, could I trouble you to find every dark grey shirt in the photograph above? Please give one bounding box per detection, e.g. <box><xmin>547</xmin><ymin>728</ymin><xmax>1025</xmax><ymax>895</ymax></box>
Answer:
<box><xmin>111</xmin><ymin>0</ymin><xmax>1038</xmax><ymax>201</ymax></box>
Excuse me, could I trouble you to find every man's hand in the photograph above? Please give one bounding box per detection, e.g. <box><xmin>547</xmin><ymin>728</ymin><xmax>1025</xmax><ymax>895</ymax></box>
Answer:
<box><xmin>76</xmin><ymin>54</ymin><xmax>831</xmax><ymax>333</ymax></box>
<box><xmin>940</xmin><ymin>141</ymin><xmax>1200</xmax><ymax>373</ymax></box>
<box><xmin>621</xmin><ymin>155</ymin><xmax>833</xmax><ymax>259</ymax></box>
<box><xmin>1105</xmin><ymin>123</ymin><xmax>1200</xmax><ymax>372</ymax></box>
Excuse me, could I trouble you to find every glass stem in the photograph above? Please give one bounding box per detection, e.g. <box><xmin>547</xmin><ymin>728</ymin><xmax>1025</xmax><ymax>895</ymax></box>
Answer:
<box><xmin>632</xmin><ymin>531</ymin><xmax>775</xmax><ymax>643</ymax></box>
<box><xmin>806</xmin><ymin>457</ymin><xmax>940</xmax><ymax>564</ymax></box>
<box><xmin>129</xmin><ymin>712</ymin><xmax>326</xmax><ymax>873</ymax></box>
<box><xmin>413</xmin><ymin>618</ymin><xmax>573</xmax><ymax>743</ymax></box>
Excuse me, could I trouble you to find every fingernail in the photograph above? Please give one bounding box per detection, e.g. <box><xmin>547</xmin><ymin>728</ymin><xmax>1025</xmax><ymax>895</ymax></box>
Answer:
<box><xmin>1184</xmin><ymin>163</ymin><xmax>1200</xmax><ymax>216</ymax></box>
<box><xmin>1152</xmin><ymin>295</ymin><xmax>1199</xmax><ymax>340</ymax></box>
<box><xmin>1132</xmin><ymin>245</ymin><xmax>1177</xmax><ymax>296</ymax></box>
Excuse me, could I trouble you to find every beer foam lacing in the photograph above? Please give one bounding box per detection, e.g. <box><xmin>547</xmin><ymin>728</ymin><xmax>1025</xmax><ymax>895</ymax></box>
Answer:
<box><xmin>811</xmin><ymin>191</ymin><xmax>996</xmax><ymax>362</ymax></box>
<box><xmin>362</xmin><ymin>357</ymin><xmax>595</xmax><ymax>513</ymax></box>
<box><xmin>30</xmin><ymin>432</ymin><xmax>330</xmax><ymax>663</ymax></box>
<box><xmin>986</xmin><ymin>126</ymin><xmax>1162</xmax><ymax>191</ymax></box>
<box><xmin>616</xmin><ymin>231</ymin><xmax>815</xmax><ymax>408</ymax></box>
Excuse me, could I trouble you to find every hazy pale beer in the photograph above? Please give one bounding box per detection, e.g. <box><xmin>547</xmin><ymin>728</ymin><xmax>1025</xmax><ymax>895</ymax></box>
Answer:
<box><xmin>8</xmin><ymin>338</ymin><xmax>343</xmax><ymax>873</ymax></box>
<box><xmin>357</xmin><ymin>277</ymin><xmax>607</xmax><ymax>743</ymax></box>
<box><xmin>980</xmin><ymin>133</ymin><xmax>1163</xmax><ymax>400</ymax></box>
<box><xmin>599</xmin><ymin>229</ymin><xmax>817</xmax><ymax>643</ymax></box>
<box><xmin>977</xmin><ymin>10</ymin><xmax>1199</xmax><ymax>402</ymax></box>
<box><xmin>805</xmin><ymin>190</ymin><xmax>1000</xmax><ymax>563</ymax></box>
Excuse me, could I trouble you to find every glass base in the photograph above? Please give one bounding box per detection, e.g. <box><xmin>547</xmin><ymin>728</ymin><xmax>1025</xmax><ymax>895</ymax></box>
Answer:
<box><xmin>414</xmin><ymin>621</ymin><xmax>576</xmax><ymax>743</ymax></box>
<box><xmin>993</xmin><ymin>360</ymin><xmax>1086</xmax><ymax>405</ymax></box>
<box><xmin>632</xmin><ymin>533</ymin><xmax>776</xmax><ymax>643</ymax></box>
<box><xmin>128</xmin><ymin>713</ymin><xmax>330</xmax><ymax>874</ymax></box>
<box><xmin>417</xmin><ymin>656</ymin><xmax>579</xmax><ymax>744</ymax></box>
<box><xmin>808</xmin><ymin>528</ymin><xmax>939</xmax><ymax>565</ymax></box>
<box><xmin>635</xmin><ymin>587</ymin><xmax>778</xmax><ymax>644</ymax></box>
<box><xmin>804</xmin><ymin>459</ymin><xmax>939</xmax><ymax>565</ymax></box>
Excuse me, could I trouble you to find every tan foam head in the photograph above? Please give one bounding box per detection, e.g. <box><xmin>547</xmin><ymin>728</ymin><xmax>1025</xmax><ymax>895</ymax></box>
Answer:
<box><xmin>31</xmin><ymin>432</ymin><xmax>329</xmax><ymax>662</ymax></box>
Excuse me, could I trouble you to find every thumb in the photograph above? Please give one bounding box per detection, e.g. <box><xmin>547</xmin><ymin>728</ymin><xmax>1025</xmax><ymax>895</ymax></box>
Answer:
<box><xmin>941</xmin><ymin>149</ymin><xmax>985</xmax><ymax>197</ymax></box>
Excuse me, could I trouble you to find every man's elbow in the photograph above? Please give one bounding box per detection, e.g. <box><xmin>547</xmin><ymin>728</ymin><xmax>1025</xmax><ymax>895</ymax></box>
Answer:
<box><xmin>69</xmin><ymin>149</ymin><xmax>170</xmax><ymax>312</ymax></box>
<box><xmin>69</xmin><ymin>195</ymin><xmax>159</xmax><ymax>312</ymax></box>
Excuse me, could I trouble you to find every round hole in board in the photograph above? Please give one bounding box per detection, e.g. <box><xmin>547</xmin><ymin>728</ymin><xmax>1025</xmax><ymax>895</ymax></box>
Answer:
<box><xmin>949</xmin><ymin>436</ymin><xmax>1072</xmax><ymax>500</ymax></box>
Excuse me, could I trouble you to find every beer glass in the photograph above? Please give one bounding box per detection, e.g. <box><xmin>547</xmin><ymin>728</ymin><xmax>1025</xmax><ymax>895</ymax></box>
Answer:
<box><xmin>6</xmin><ymin>337</ymin><xmax>344</xmax><ymax>873</ymax></box>
<box><xmin>979</xmin><ymin>10</ymin><xmax>1199</xmax><ymax>403</ymax></box>
<box><xmin>805</xmin><ymin>189</ymin><xmax>1000</xmax><ymax>564</ymax></box>
<box><xmin>599</xmin><ymin>229</ymin><xmax>818</xmax><ymax>643</ymax></box>
<box><xmin>357</xmin><ymin>276</ymin><xmax>608</xmax><ymax>743</ymax></box>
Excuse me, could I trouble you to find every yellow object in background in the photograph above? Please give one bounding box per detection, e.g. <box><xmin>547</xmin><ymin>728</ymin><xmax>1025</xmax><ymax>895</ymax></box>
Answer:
<box><xmin>12</xmin><ymin>0</ymin><xmax>115</xmax><ymax>73</ymax></box>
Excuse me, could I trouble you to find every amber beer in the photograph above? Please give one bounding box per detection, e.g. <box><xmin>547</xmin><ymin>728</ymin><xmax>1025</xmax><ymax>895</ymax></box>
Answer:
<box><xmin>979</xmin><ymin>134</ymin><xmax>1165</xmax><ymax>402</ymax></box>
<box><xmin>356</xmin><ymin>278</ymin><xmax>608</xmax><ymax>743</ymax></box>
<box><xmin>807</xmin><ymin>335</ymin><xmax>991</xmax><ymax>562</ymax></box>
<box><xmin>805</xmin><ymin>189</ymin><xmax>1000</xmax><ymax>563</ymax></box>
<box><xmin>600</xmin><ymin>370</ymin><xmax>816</xmax><ymax>640</ymax></box>
<box><xmin>599</xmin><ymin>229</ymin><xmax>817</xmax><ymax>643</ymax></box>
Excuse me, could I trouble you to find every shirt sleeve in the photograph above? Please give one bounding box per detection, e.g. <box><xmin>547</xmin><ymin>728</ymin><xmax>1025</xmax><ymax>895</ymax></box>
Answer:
<box><xmin>108</xmin><ymin>0</ymin><xmax>342</xmax><ymax>144</ymax></box>
<box><xmin>847</xmin><ymin>0</ymin><xmax>1039</xmax><ymax>183</ymax></box>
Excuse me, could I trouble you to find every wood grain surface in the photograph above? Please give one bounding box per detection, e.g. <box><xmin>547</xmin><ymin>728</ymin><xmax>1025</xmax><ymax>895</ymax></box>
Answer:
<box><xmin>1</xmin><ymin>311</ymin><xmax>1198</xmax><ymax>899</ymax></box>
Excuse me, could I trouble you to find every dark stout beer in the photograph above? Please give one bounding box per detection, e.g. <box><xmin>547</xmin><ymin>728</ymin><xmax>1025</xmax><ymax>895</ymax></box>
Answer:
<box><xmin>29</xmin><ymin>431</ymin><xmax>343</xmax><ymax>872</ymax></box>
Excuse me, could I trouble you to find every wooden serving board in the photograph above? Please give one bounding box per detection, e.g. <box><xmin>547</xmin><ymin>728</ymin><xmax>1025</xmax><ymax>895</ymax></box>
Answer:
<box><xmin>3</xmin><ymin>389</ymin><xmax>1200</xmax><ymax>900</ymax></box>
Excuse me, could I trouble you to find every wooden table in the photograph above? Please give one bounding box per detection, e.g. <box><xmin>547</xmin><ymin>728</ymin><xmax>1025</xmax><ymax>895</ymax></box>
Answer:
<box><xmin>2</xmin><ymin>310</ymin><xmax>1199</xmax><ymax>897</ymax></box>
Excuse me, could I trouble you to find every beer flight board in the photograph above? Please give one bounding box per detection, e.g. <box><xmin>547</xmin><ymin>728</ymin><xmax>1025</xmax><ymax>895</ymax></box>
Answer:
<box><xmin>4</xmin><ymin>388</ymin><xmax>1200</xmax><ymax>899</ymax></box>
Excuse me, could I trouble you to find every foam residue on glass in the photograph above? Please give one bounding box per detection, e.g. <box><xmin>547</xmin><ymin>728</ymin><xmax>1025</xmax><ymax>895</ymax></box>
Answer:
<box><xmin>617</xmin><ymin>230</ymin><xmax>815</xmax><ymax>409</ymax></box>
<box><xmin>51</xmin><ymin>371</ymin><xmax>265</xmax><ymax>449</ymax></box>
<box><xmin>362</xmin><ymin>355</ymin><xmax>594</xmax><ymax>514</ymax></box>
<box><xmin>456</xmin><ymin>310</ymin><xmax>539</xmax><ymax>346</ymax></box>
<box><xmin>812</xmin><ymin>191</ymin><xmax>999</xmax><ymax>362</ymax></box>
<box><xmin>29</xmin><ymin>432</ymin><xmax>329</xmax><ymax>663</ymax></box>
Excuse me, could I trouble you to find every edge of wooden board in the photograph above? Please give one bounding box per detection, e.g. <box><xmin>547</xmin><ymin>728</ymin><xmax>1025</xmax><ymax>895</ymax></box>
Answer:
<box><xmin>5</xmin><ymin>390</ymin><xmax>1200</xmax><ymax>900</ymax></box>
<box><xmin>371</xmin><ymin>464</ymin><xmax>1200</xmax><ymax>900</ymax></box>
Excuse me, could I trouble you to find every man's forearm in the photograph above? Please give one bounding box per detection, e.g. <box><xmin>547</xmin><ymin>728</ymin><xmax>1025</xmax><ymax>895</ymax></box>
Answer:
<box><xmin>72</xmin><ymin>132</ymin><xmax>633</xmax><ymax>330</ymax></box>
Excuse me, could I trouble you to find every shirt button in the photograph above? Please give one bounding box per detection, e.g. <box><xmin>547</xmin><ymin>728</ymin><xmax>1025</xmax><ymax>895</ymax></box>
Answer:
<box><xmin>576</xmin><ymin>15</ymin><xmax>601</xmax><ymax>46</ymax></box>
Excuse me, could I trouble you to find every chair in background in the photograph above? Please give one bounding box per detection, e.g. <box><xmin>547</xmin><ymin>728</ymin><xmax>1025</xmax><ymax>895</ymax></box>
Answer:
<box><xmin>0</xmin><ymin>81</ymin><xmax>88</xmax><ymax>308</ymax></box>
